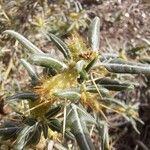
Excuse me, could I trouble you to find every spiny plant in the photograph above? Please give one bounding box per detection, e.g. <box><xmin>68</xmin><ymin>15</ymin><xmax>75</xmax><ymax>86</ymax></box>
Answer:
<box><xmin>1</xmin><ymin>16</ymin><xmax>150</xmax><ymax>150</ymax></box>
<box><xmin>0</xmin><ymin>0</ymin><xmax>90</xmax><ymax>95</ymax></box>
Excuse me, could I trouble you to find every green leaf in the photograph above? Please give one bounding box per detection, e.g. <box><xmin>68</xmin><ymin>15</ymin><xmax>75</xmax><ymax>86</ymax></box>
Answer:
<box><xmin>0</xmin><ymin>121</ymin><xmax>22</xmax><ymax>140</ymax></box>
<box><xmin>54</xmin><ymin>89</ymin><xmax>81</xmax><ymax>101</ymax></box>
<box><xmin>48</xmin><ymin>119</ymin><xmax>74</xmax><ymax>140</ymax></box>
<box><xmin>45</xmin><ymin>105</ymin><xmax>62</xmax><ymax>119</ymax></box>
<box><xmin>6</xmin><ymin>92</ymin><xmax>39</xmax><ymax>102</ymax></box>
<box><xmin>21</xmin><ymin>59</ymin><xmax>39</xmax><ymax>82</ymax></box>
<box><xmin>48</xmin><ymin>119</ymin><xmax>62</xmax><ymax>132</ymax></box>
<box><xmin>0</xmin><ymin>127</ymin><xmax>20</xmax><ymax>136</ymax></box>
<box><xmin>3</xmin><ymin>30</ymin><xmax>43</xmax><ymax>54</ymax></box>
<box><xmin>95</xmin><ymin>77</ymin><xmax>134</xmax><ymax>91</ymax></box>
<box><xmin>48</xmin><ymin>33</ymin><xmax>71</xmax><ymax>59</ymax></box>
<box><xmin>26</xmin><ymin>125</ymin><xmax>41</xmax><ymax>146</ymax></box>
<box><xmin>86</xmin><ymin>85</ymin><xmax>109</xmax><ymax>96</ymax></box>
<box><xmin>76</xmin><ymin>60</ymin><xmax>88</xmax><ymax>83</ymax></box>
<box><xmin>67</xmin><ymin>104</ymin><xmax>96</xmax><ymax>124</ymax></box>
<box><xmin>78</xmin><ymin>70</ymin><xmax>88</xmax><ymax>83</ymax></box>
<box><xmin>99</xmin><ymin>53</ymin><xmax>118</xmax><ymax>62</ymax></box>
<box><xmin>100</xmin><ymin>58</ymin><xmax>150</xmax><ymax>74</ymax></box>
<box><xmin>30</xmin><ymin>54</ymin><xmax>68</xmax><ymax>72</ymax></box>
<box><xmin>0</xmin><ymin>127</ymin><xmax>20</xmax><ymax>141</ymax></box>
<box><xmin>85</xmin><ymin>56</ymin><xmax>98</xmax><ymax>72</ymax></box>
<box><xmin>88</xmin><ymin>16</ymin><xmax>100</xmax><ymax>52</ymax></box>
<box><xmin>74</xmin><ymin>132</ymin><xmax>95</xmax><ymax>150</ymax></box>
<box><xmin>97</xmin><ymin>120</ymin><xmax>110</xmax><ymax>150</ymax></box>
<box><xmin>14</xmin><ymin>123</ymin><xmax>40</xmax><ymax>150</ymax></box>
<box><xmin>66</xmin><ymin>104</ymin><xmax>96</xmax><ymax>150</ymax></box>
<box><xmin>102</xmin><ymin>97</ymin><xmax>127</xmax><ymax>108</ymax></box>
<box><xmin>41</xmin><ymin>122</ymin><xmax>48</xmax><ymax>139</ymax></box>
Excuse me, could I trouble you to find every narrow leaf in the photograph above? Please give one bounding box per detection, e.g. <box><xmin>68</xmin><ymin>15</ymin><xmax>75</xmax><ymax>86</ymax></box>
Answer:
<box><xmin>0</xmin><ymin>127</ymin><xmax>22</xmax><ymax>140</ymax></box>
<box><xmin>45</xmin><ymin>105</ymin><xmax>62</xmax><ymax>119</ymax></box>
<box><xmin>85</xmin><ymin>56</ymin><xmax>98</xmax><ymax>72</ymax></box>
<box><xmin>67</xmin><ymin>104</ymin><xmax>96</xmax><ymax>124</ymax></box>
<box><xmin>73</xmin><ymin>131</ymin><xmax>95</xmax><ymax>150</ymax></box>
<box><xmin>41</xmin><ymin>122</ymin><xmax>48</xmax><ymax>139</ymax></box>
<box><xmin>54</xmin><ymin>90</ymin><xmax>81</xmax><ymax>101</ymax></box>
<box><xmin>21</xmin><ymin>59</ymin><xmax>39</xmax><ymax>82</ymax></box>
<box><xmin>30</xmin><ymin>54</ymin><xmax>68</xmax><ymax>72</ymax></box>
<box><xmin>102</xmin><ymin>97</ymin><xmax>127</xmax><ymax>108</ymax></box>
<box><xmin>6</xmin><ymin>92</ymin><xmax>39</xmax><ymax>102</ymax></box>
<box><xmin>76</xmin><ymin>60</ymin><xmax>88</xmax><ymax>83</ymax></box>
<box><xmin>0</xmin><ymin>127</ymin><xmax>20</xmax><ymax>135</ymax></box>
<box><xmin>86</xmin><ymin>85</ymin><xmax>109</xmax><ymax>96</ymax></box>
<box><xmin>97</xmin><ymin>120</ymin><xmax>110</xmax><ymax>150</ymax></box>
<box><xmin>100</xmin><ymin>58</ymin><xmax>150</xmax><ymax>74</ymax></box>
<box><xmin>14</xmin><ymin>124</ymin><xmax>39</xmax><ymax>150</ymax></box>
<box><xmin>26</xmin><ymin>125</ymin><xmax>41</xmax><ymax>146</ymax></box>
<box><xmin>0</xmin><ymin>121</ymin><xmax>22</xmax><ymax>140</ymax></box>
<box><xmin>48</xmin><ymin>119</ymin><xmax>61</xmax><ymax>132</ymax></box>
<box><xmin>95</xmin><ymin>77</ymin><xmax>134</xmax><ymax>91</ymax></box>
<box><xmin>88</xmin><ymin>17</ymin><xmax>100</xmax><ymax>52</ymax></box>
<box><xmin>99</xmin><ymin>53</ymin><xmax>118</xmax><ymax>62</ymax></box>
<box><xmin>3</xmin><ymin>30</ymin><xmax>43</xmax><ymax>54</ymax></box>
<box><xmin>66</xmin><ymin>104</ymin><xmax>95</xmax><ymax>150</ymax></box>
<box><xmin>48</xmin><ymin>33</ymin><xmax>71</xmax><ymax>59</ymax></box>
<box><xmin>48</xmin><ymin>119</ymin><xmax>74</xmax><ymax>140</ymax></box>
